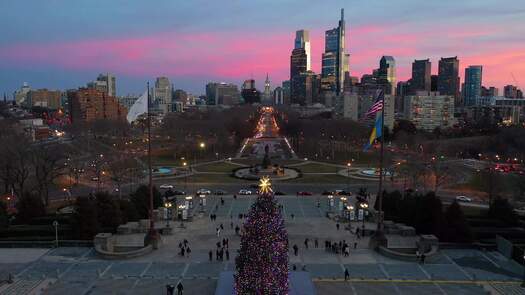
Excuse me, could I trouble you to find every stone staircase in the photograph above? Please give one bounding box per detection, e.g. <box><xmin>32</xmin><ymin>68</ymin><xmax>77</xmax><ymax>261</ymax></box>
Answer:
<box><xmin>490</xmin><ymin>283</ymin><xmax>525</xmax><ymax>295</ymax></box>
<box><xmin>0</xmin><ymin>278</ymin><xmax>44</xmax><ymax>295</ymax></box>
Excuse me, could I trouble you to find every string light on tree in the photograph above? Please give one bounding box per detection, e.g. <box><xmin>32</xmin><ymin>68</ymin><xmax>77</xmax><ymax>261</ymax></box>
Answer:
<box><xmin>258</xmin><ymin>176</ymin><xmax>273</xmax><ymax>194</ymax></box>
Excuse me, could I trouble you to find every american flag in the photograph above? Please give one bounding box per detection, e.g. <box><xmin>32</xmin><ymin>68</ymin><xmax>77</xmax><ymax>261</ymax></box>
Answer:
<box><xmin>364</xmin><ymin>89</ymin><xmax>384</xmax><ymax>119</ymax></box>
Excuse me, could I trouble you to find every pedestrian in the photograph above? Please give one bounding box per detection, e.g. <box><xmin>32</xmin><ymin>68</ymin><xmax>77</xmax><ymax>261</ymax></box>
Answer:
<box><xmin>233</xmin><ymin>194</ymin><xmax>237</xmax><ymax>200</ymax></box>
<box><xmin>301</xmin><ymin>265</ymin><xmax>306</xmax><ymax>271</ymax></box>
<box><xmin>230</xmin><ymin>222</ymin><xmax>234</xmax><ymax>229</ymax></box>
<box><xmin>354</xmin><ymin>242</ymin><xmax>357</xmax><ymax>249</ymax></box>
<box><xmin>345</xmin><ymin>246</ymin><xmax>350</xmax><ymax>257</ymax></box>
<box><xmin>226</xmin><ymin>238</ymin><xmax>229</xmax><ymax>248</ymax></box>
<box><xmin>220</xmin><ymin>223</ymin><xmax>224</xmax><ymax>230</ymax></box>
<box><xmin>336</xmin><ymin>223</ymin><xmax>340</xmax><ymax>230</ymax></box>
<box><xmin>216</xmin><ymin>249</ymin><xmax>220</xmax><ymax>260</ymax></box>
<box><xmin>235</xmin><ymin>225</ymin><xmax>240</xmax><ymax>235</ymax></box>
<box><xmin>291</xmin><ymin>213</ymin><xmax>295</xmax><ymax>220</ymax></box>
<box><xmin>215</xmin><ymin>204</ymin><xmax>218</xmax><ymax>211</ymax></box>
<box><xmin>221</xmin><ymin>197</ymin><xmax>224</xmax><ymax>205</ymax></box>
<box><xmin>304</xmin><ymin>238</ymin><xmax>309</xmax><ymax>249</ymax></box>
<box><xmin>314</xmin><ymin>238</ymin><xmax>318</xmax><ymax>248</ymax></box>
<box><xmin>178</xmin><ymin>242</ymin><xmax>183</xmax><ymax>249</ymax></box>
<box><xmin>293</xmin><ymin>244</ymin><xmax>299</xmax><ymax>256</ymax></box>
<box><xmin>209</xmin><ymin>250</ymin><xmax>213</xmax><ymax>261</ymax></box>
<box><xmin>292</xmin><ymin>265</ymin><xmax>297</xmax><ymax>271</ymax></box>
<box><xmin>183</xmin><ymin>239</ymin><xmax>188</xmax><ymax>247</ymax></box>
<box><xmin>176</xmin><ymin>282</ymin><xmax>183</xmax><ymax>295</ymax></box>
<box><xmin>181</xmin><ymin>247</ymin><xmax>185</xmax><ymax>257</ymax></box>
<box><xmin>344</xmin><ymin>268</ymin><xmax>349</xmax><ymax>281</ymax></box>
<box><xmin>166</xmin><ymin>284</ymin><xmax>175</xmax><ymax>295</ymax></box>
<box><xmin>217</xmin><ymin>228</ymin><xmax>221</xmax><ymax>237</ymax></box>
<box><xmin>186</xmin><ymin>247</ymin><xmax>191</xmax><ymax>257</ymax></box>
<box><xmin>226</xmin><ymin>249</ymin><xmax>230</xmax><ymax>260</ymax></box>
<box><xmin>355</xmin><ymin>227</ymin><xmax>360</xmax><ymax>236</ymax></box>
<box><xmin>216</xmin><ymin>241</ymin><xmax>221</xmax><ymax>248</ymax></box>
<box><xmin>421</xmin><ymin>253</ymin><xmax>426</xmax><ymax>264</ymax></box>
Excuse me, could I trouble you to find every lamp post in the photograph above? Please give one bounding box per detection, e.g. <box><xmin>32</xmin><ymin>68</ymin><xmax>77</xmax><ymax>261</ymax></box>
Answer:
<box><xmin>327</xmin><ymin>195</ymin><xmax>334</xmax><ymax>213</ymax></box>
<box><xmin>359</xmin><ymin>202</ymin><xmax>368</xmax><ymax>236</ymax></box>
<box><xmin>164</xmin><ymin>201</ymin><xmax>172</xmax><ymax>228</ymax></box>
<box><xmin>346</xmin><ymin>162</ymin><xmax>351</xmax><ymax>192</ymax></box>
<box><xmin>182</xmin><ymin>161</ymin><xmax>188</xmax><ymax>191</ymax></box>
<box><xmin>347</xmin><ymin>205</ymin><xmax>354</xmax><ymax>230</ymax></box>
<box><xmin>53</xmin><ymin>220</ymin><xmax>59</xmax><ymax>248</ymax></box>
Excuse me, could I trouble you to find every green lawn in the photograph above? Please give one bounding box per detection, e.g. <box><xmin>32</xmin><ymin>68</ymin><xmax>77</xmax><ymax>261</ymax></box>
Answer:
<box><xmin>282</xmin><ymin>174</ymin><xmax>353</xmax><ymax>184</ymax></box>
<box><xmin>172</xmin><ymin>173</ymin><xmax>251</xmax><ymax>184</ymax></box>
<box><xmin>294</xmin><ymin>163</ymin><xmax>340</xmax><ymax>173</ymax></box>
<box><xmin>195</xmin><ymin>162</ymin><xmax>245</xmax><ymax>173</ymax></box>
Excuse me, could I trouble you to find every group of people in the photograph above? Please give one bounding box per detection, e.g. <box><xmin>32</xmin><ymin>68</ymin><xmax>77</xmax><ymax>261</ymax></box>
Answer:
<box><xmin>325</xmin><ymin>240</ymin><xmax>357</xmax><ymax>256</ymax></box>
<box><xmin>210</xmin><ymin>238</ymin><xmax>230</xmax><ymax>261</ymax></box>
<box><xmin>166</xmin><ymin>282</ymin><xmax>184</xmax><ymax>295</ymax></box>
<box><xmin>178</xmin><ymin>239</ymin><xmax>191</xmax><ymax>257</ymax></box>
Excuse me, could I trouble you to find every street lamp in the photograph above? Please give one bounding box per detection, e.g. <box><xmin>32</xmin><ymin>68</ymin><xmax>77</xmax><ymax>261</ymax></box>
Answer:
<box><xmin>53</xmin><ymin>220</ymin><xmax>59</xmax><ymax>248</ymax></box>
<box><xmin>359</xmin><ymin>202</ymin><xmax>368</xmax><ymax>236</ymax></box>
<box><xmin>164</xmin><ymin>202</ymin><xmax>172</xmax><ymax>227</ymax></box>
<box><xmin>346</xmin><ymin>162</ymin><xmax>351</xmax><ymax>192</ymax></box>
<box><xmin>347</xmin><ymin>205</ymin><xmax>354</xmax><ymax>230</ymax></box>
<box><xmin>327</xmin><ymin>195</ymin><xmax>334</xmax><ymax>213</ymax></box>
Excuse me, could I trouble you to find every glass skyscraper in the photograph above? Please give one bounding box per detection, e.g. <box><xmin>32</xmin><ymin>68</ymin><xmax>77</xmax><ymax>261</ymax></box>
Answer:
<box><xmin>321</xmin><ymin>9</ymin><xmax>347</xmax><ymax>94</ymax></box>
<box><xmin>438</xmin><ymin>57</ymin><xmax>460</xmax><ymax>105</ymax></box>
<box><xmin>294</xmin><ymin>30</ymin><xmax>311</xmax><ymax>71</ymax></box>
<box><xmin>464</xmin><ymin>65</ymin><xmax>483</xmax><ymax>106</ymax></box>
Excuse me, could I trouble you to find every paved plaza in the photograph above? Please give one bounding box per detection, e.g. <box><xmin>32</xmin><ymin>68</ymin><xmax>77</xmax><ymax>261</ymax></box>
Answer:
<box><xmin>1</xmin><ymin>195</ymin><xmax>524</xmax><ymax>294</ymax></box>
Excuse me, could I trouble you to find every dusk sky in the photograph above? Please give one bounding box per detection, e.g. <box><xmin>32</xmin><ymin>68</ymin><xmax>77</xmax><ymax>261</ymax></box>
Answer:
<box><xmin>0</xmin><ymin>0</ymin><xmax>524</xmax><ymax>96</ymax></box>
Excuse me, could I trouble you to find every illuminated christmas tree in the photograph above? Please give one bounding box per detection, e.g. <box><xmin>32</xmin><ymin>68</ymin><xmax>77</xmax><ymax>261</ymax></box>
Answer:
<box><xmin>234</xmin><ymin>177</ymin><xmax>289</xmax><ymax>294</ymax></box>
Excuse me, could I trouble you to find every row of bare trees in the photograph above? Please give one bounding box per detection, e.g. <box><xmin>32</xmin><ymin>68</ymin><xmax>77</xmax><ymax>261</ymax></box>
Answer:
<box><xmin>0</xmin><ymin>132</ymin><xmax>70</xmax><ymax>206</ymax></box>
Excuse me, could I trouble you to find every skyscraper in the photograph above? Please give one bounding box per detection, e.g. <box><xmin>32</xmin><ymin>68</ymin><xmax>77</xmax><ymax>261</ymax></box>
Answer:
<box><xmin>242</xmin><ymin>79</ymin><xmax>260</xmax><ymax>104</ymax></box>
<box><xmin>263</xmin><ymin>73</ymin><xmax>272</xmax><ymax>103</ymax></box>
<box><xmin>290</xmin><ymin>48</ymin><xmax>308</xmax><ymax>102</ymax></box>
<box><xmin>154</xmin><ymin>77</ymin><xmax>172</xmax><ymax>113</ymax></box>
<box><xmin>437</xmin><ymin>57</ymin><xmax>460</xmax><ymax>105</ymax></box>
<box><xmin>411</xmin><ymin>59</ymin><xmax>431</xmax><ymax>93</ymax></box>
<box><xmin>87</xmin><ymin>73</ymin><xmax>116</xmax><ymax>97</ymax></box>
<box><xmin>321</xmin><ymin>9</ymin><xmax>348</xmax><ymax>94</ymax></box>
<box><xmin>294</xmin><ymin>30</ymin><xmax>311</xmax><ymax>71</ymax></box>
<box><xmin>464</xmin><ymin>65</ymin><xmax>483</xmax><ymax>106</ymax></box>
<box><xmin>378</xmin><ymin>56</ymin><xmax>396</xmax><ymax>95</ymax></box>
<box><xmin>504</xmin><ymin>85</ymin><xmax>518</xmax><ymax>98</ymax></box>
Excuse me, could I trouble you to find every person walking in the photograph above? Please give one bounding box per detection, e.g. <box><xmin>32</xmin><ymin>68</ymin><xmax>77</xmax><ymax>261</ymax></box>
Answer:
<box><xmin>304</xmin><ymin>238</ymin><xmax>309</xmax><ymax>249</ymax></box>
<box><xmin>336</xmin><ymin>223</ymin><xmax>340</xmax><ymax>230</ymax></box>
<box><xmin>344</xmin><ymin>268</ymin><xmax>350</xmax><ymax>281</ymax></box>
<box><xmin>314</xmin><ymin>238</ymin><xmax>318</xmax><ymax>248</ymax></box>
<box><xmin>421</xmin><ymin>253</ymin><xmax>426</xmax><ymax>264</ymax></box>
<box><xmin>235</xmin><ymin>225</ymin><xmax>240</xmax><ymax>235</ymax></box>
<box><xmin>216</xmin><ymin>227</ymin><xmax>221</xmax><ymax>237</ymax></box>
<box><xmin>226</xmin><ymin>249</ymin><xmax>230</xmax><ymax>260</ymax></box>
<box><xmin>181</xmin><ymin>247</ymin><xmax>185</xmax><ymax>257</ymax></box>
<box><xmin>209</xmin><ymin>250</ymin><xmax>213</xmax><ymax>261</ymax></box>
<box><xmin>176</xmin><ymin>282</ymin><xmax>183</xmax><ymax>295</ymax></box>
<box><xmin>354</xmin><ymin>242</ymin><xmax>357</xmax><ymax>249</ymax></box>
<box><xmin>166</xmin><ymin>284</ymin><xmax>175</xmax><ymax>295</ymax></box>
<box><xmin>186</xmin><ymin>246</ymin><xmax>191</xmax><ymax>257</ymax></box>
<box><xmin>293</xmin><ymin>244</ymin><xmax>299</xmax><ymax>256</ymax></box>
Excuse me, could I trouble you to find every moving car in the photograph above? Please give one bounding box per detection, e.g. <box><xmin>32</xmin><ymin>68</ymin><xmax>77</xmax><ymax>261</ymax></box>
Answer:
<box><xmin>215</xmin><ymin>189</ymin><xmax>227</xmax><ymax>195</ymax></box>
<box><xmin>159</xmin><ymin>184</ymin><xmax>174</xmax><ymax>190</ymax></box>
<box><xmin>239</xmin><ymin>189</ymin><xmax>252</xmax><ymax>195</ymax></box>
<box><xmin>197</xmin><ymin>189</ymin><xmax>212</xmax><ymax>195</ymax></box>
<box><xmin>455</xmin><ymin>195</ymin><xmax>472</xmax><ymax>202</ymax></box>
<box><xmin>172</xmin><ymin>190</ymin><xmax>186</xmax><ymax>195</ymax></box>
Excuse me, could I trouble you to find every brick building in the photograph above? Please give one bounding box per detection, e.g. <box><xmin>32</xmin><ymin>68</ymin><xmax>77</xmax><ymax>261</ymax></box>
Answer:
<box><xmin>68</xmin><ymin>88</ymin><xmax>127</xmax><ymax>123</ymax></box>
<box><xmin>27</xmin><ymin>89</ymin><xmax>62</xmax><ymax>109</ymax></box>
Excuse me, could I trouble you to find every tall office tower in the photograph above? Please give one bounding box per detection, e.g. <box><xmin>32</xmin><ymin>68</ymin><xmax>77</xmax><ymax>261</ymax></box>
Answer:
<box><xmin>292</xmin><ymin>71</ymin><xmax>320</xmax><ymax>106</ymax></box>
<box><xmin>87</xmin><ymin>73</ymin><xmax>116</xmax><ymax>97</ymax></box>
<box><xmin>464</xmin><ymin>65</ymin><xmax>483</xmax><ymax>106</ymax></box>
<box><xmin>431</xmin><ymin>75</ymin><xmax>438</xmax><ymax>92</ymax></box>
<box><xmin>205</xmin><ymin>82</ymin><xmax>241</xmax><ymax>105</ymax></box>
<box><xmin>437</xmin><ymin>57</ymin><xmax>460</xmax><ymax>104</ymax></box>
<box><xmin>241</xmin><ymin>79</ymin><xmax>260</xmax><ymax>104</ymax></box>
<box><xmin>282</xmin><ymin>80</ymin><xmax>291</xmax><ymax>105</ymax></box>
<box><xmin>154</xmin><ymin>77</ymin><xmax>172</xmax><ymax>113</ymax></box>
<box><xmin>378</xmin><ymin>56</ymin><xmax>396</xmax><ymax>95</ymax></box>
<box><xmin>504</xmin><ymin>85</ymin><xmax>518</xmax><ymax>98</ymax></box>
<box><xmin>321</xmin><ymin>8</ymin><xmax>348</xmax><ymax>94</ymax></box>
<box><xmin>411</xmin><ymin>59</ymin><xmax>431</xmax><ymax>93</ymax></box>
<box><xmin>290</xmin><ymin>48</ymin><xmax>308</xmax><ymax>102</ymax></box>
<box><xmin>295</xmin><ymin>30</ymin><xmax>311</xmax><ymax>71</ymax></box>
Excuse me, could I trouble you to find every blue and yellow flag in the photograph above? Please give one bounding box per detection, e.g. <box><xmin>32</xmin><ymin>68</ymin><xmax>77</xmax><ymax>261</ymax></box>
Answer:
<box><xmin>363</xmin><ymin>114</ymin><xmax>382</xmax><ymax>151</ymax></box>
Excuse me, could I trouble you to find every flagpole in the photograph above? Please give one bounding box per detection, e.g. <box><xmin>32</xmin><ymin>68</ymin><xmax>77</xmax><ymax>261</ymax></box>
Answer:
<box><xmin>376</xmin><ymin>90</ymin><xmax>385</xmax><ymax>240</ymax></box>
<box><xmin>146</xmin><ymin>82</ymin><xmax>159</xmax><ymax>248</ymax></box>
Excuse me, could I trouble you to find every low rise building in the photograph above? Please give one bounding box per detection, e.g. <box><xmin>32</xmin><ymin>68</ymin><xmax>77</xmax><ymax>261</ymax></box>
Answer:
<box><xmin>404</xmin><ymin>91</ymin><xmax>456</xmax><ymax>131</ymax></box>
<box><xmin>68</xmin><ymin>88</ymin><xmax>127</xmax><ymax>123</ymax></box>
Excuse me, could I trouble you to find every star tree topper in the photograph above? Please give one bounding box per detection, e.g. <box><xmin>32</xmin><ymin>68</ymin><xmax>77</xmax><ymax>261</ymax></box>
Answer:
<box><xmin>258</xmin><ymin>176</ymin><xmax>273</xmax><ymax>194</ymax></box>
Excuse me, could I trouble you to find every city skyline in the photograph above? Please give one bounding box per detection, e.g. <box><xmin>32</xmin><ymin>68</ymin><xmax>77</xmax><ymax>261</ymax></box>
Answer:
<box><xmin>0</xmin><ymin>0</ymin><xmax>524</xmax><ymax>95</ymax></box>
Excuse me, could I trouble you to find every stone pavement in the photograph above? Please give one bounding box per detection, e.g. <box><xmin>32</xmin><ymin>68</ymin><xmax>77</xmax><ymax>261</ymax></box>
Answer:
<box><xmin>1</xmin><ymin>195</ymin><xmax>524</xmax><ymax>294</ymax></box>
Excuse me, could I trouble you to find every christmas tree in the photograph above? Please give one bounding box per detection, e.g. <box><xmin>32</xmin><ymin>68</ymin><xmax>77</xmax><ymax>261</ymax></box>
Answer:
<box><xmin>235</xmin><ymin>177</ymin><xmax>289</xmax><ymax>294</ymax></box>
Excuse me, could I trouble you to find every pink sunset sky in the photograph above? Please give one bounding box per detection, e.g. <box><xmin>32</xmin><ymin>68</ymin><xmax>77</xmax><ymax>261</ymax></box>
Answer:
<box><xmin>0</xmin><ymin>1</ymin><xmax>524</xmax><ymax>95</ymax></box>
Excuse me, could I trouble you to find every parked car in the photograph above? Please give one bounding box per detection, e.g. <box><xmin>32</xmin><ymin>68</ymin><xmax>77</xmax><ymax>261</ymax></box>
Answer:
<box><xmin>159</xmin><ymin>184</ymin><xmax>174</xmax><ymax>190</ymax></box>
<box><xmin>215</xmin><ymin>189</ymin><xmax>227</xmax><ymax>195</ymax></box>
<box><xmin>455</xmin><ymin>195</ymin><xmax>472</xmax><ymax>202</ymax></box>
<box><xmin>322</xmin><ymin>190</ymin><xmax>334</xmax><ymax>195</ymax></box>
<box><xmin>274</xmin><ymin>191</ymin><xmax>286</xmax><ymax>195</ymax></box>
<box><xmin>197</xmin><ymin>188</ymin><xmax>212</xmax><ymax>195</ymax></box>
<box><xmin>239</xmin><ymin>189</ymin><xmax>252</xmax><ymax>195</ymax></box>
<box><xmin>297</xmin><ymin>191</ymin><xmax>313</xmax><ymax>196</ymax></box>
<box><xmin>172</xmin><ymin>190</ymin><xmax>186</xmax><ymax>195</ymax></box>
<box><xmin>91</xmin><ymin>177</ymin><xmax>99</xmax><ymax>182</ymax></box>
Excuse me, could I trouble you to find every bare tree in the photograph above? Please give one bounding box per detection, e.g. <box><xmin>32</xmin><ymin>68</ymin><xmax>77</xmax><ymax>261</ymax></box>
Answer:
<box><xmin>31</xmin><ymin>144</ymin><xmax>67</xmax><ymax>206</ymax></box>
